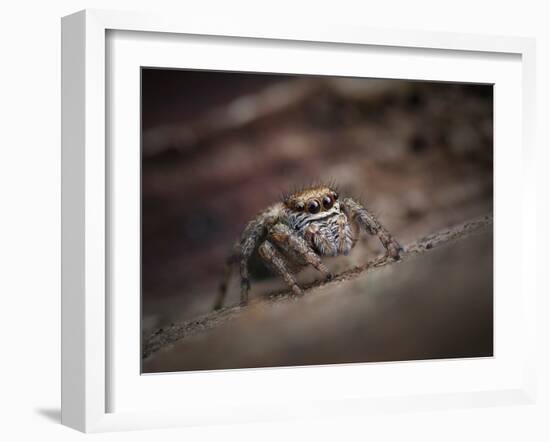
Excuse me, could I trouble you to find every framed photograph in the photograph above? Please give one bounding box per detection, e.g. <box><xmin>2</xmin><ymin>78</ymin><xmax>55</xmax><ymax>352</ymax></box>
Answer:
<box><xmin>61</xmin><ymin>9</ymin><xmax>537</xmax><ymax>433</ymax></box>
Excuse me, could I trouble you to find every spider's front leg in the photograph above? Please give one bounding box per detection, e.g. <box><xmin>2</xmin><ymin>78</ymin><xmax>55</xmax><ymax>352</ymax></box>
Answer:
<box><xmin>269</xmin><ymin>224</ymin><xmax>333</xmax><ymax>281</ymax></box>
<box><xmin>258</xmin><ymin>240</ymin><xmax>303</xmax><ymax>296</ymax></box>
<box><xmin>258</xmin><ymin>223</ymin><xmax>329</xmax><ymax>298</ymax></box>
<box><xmin>342</xmin><ymin>197</ymin><xmax>403</xmax><ymax>260</ymax></box>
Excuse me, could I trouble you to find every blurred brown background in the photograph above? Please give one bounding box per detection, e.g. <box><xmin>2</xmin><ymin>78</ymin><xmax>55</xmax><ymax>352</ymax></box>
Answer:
<box><xmin>141</xmin><ymin>69</ymin><xmax>493</xmax><ymax>373</ymax></box>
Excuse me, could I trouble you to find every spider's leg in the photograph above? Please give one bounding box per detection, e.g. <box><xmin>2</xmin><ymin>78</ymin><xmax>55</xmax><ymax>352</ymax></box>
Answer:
<box><xmin>271</xmin><ymin>223</ymin><xmax>333</xmax><ymax>280</ymax></box>
<box><xmin>304</xmin><ymin>216</ymin><xmax>352</xmax><ymax>256</ymax></box>
<box><xmin>258</xmin><ymin>240</ymin><xmax>303</xmax><ymax>296</ymax></box>
<box><xmin>213</xmin><ymin>250</ymin><xmax>238</xmax><ymax>310</ymax></box>
<box><xmin>239</xmin><ymin>257</ymin><xmax>252</xmax><ymax>307</ymax></box>
<box><xmin>335</xmin><ymin>213</ymin><xmax>354</xmax><ymax>255</ymax></box>
<box><xmin>304</xmin><ymin>223</ymin><xmax>336</xmax><ymax>257</ymax></box>
<box><xmin>237</xmin><ymin>213</ymin><xmax>273</xmax><ymax>306</ymax></box>
<box><xmin>342</xmin><ymin>197</ymin><xmax>403</xmax><ymax>259</ymax></box>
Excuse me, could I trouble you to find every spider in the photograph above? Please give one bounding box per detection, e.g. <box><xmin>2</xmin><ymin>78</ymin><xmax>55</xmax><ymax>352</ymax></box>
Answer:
<box><xmin>214</xmin><ymin>184</ymin><xmax>403</xmax><ymax>310</ymax></box>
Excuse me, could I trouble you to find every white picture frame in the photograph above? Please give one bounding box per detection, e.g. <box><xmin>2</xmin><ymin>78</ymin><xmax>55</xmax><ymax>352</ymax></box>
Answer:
<box><xmin>61</xmin><ymin>9</ymin><xmax>537</xmax><ymax>433</ymax></box>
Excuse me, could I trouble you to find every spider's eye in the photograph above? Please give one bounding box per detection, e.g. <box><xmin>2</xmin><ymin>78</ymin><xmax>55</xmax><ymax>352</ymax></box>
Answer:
<box><xmin>331</xmin><ymin>191</ymin><xmax>339</xmax><ymax>200</ymax></box>
<box><xmin>307</xmin><ymin>200</ymin><xmax>320</xmax><ymax>214</ymax></box>
<box><xmin>294</xmin><ymin>202</ymin><xmax>305</xmax><ymax>212</ymax></box>
<box><xmin>322</xmin><ymin>195</ymin><xmax>333</xmax><ymax>210</ymax></box>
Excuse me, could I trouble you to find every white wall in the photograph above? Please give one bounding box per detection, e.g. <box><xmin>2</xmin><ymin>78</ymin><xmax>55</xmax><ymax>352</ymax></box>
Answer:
<box><xmin>0</xmin><ymin>1</ymin><xmax>548</xmax><ymax>440</ymax></box>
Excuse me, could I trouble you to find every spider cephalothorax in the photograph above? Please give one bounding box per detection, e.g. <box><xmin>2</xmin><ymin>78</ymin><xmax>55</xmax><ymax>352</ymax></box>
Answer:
<box><xmin>214</xmin><ymin>185</ymin><xmax>402</xmax><ymax>310</ymax></box>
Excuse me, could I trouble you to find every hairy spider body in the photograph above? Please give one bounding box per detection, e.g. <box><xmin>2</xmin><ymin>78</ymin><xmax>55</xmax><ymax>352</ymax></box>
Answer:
<box><xmin>214</xmin><ymin>185</ymin><xmax>402</xmax><ymax>310</ymax></box>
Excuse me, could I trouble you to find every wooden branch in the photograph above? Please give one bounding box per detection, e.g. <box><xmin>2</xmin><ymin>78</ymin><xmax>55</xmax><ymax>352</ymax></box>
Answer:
<box><xmin>143</xmin><ymin>214</ymin><xmax>493</xmax><ymax>359</ymax></box>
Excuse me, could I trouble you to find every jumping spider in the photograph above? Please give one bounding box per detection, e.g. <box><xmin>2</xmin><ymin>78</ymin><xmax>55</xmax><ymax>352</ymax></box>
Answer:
<box><xmin>214</xmin><ymin>184</ymin><xmax>403</xmax><ymax>310</ymax></box>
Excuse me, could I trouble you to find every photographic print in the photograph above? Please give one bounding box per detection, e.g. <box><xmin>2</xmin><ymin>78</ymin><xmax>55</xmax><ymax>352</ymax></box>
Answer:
<box><xmin>141</xmin><ymin>69</ymin><xmax>493</xmax><ymax>373</ymax></box>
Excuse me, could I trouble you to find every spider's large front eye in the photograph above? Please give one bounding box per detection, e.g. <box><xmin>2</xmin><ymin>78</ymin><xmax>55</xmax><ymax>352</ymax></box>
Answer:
<box><xmin>307</xmin><ymin>200</ymin><xmax>320</xmax><ymax>214</ymax></box>
<box><xmin>322</xmin><ymin>195</ymin><xmax>333</xmax><ymax>210</ymax></box>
